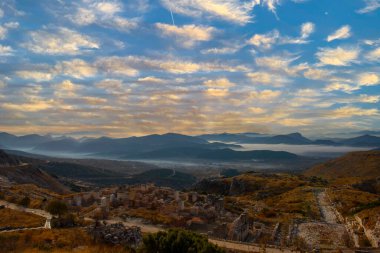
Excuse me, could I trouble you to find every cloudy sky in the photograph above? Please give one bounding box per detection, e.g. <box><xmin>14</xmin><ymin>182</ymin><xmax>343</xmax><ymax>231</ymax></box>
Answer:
<box><xmin>0</xmin><ymin>0</ymin><xmax>379</xmax><ymax>137</ymax></box>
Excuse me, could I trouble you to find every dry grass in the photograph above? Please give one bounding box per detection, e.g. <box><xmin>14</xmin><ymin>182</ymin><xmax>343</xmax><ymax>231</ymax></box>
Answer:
<box><xmin>262</xmin><ymin>186</ymin><xmax>321</xmax><ymax>222</ymax></box>
<box><xmin>329</xmin><ymin>188</ymin><xmax>380</xmax><ymax>216</ymax></box>
<box><xmin>0</xmin><ymin>228</ymin><xmax>133</xmax><ymax>253</ymax></box>
<box><xmin>124</xmin><ymin>208</ymin><xmax>175</xmax><ymax>225</ymax></box>
<box><xmin>0</xmin><ymin>208</ymin><xmax>45</xmax><ymax>228</ymax></box>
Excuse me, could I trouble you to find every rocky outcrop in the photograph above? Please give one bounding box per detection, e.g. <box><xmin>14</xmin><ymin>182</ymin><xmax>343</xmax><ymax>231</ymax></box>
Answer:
<box><xmin>228</xmin><ymin>212</ymin><xmax>250</xmax><ymax>241</ymax></box>
<box><xmin>88</xmin><ymin>222</ymin><xmax>142</xmax><ymax>247</ymax></box>
<box><xmin>229</xmin><ymin>178</ymin><xmax>246</xmax><ymax>196</ymax></box>
<box><xmin>0</xmin><ymin>150</ymin><xmax>20</xmax><ymax>167</ymax></box>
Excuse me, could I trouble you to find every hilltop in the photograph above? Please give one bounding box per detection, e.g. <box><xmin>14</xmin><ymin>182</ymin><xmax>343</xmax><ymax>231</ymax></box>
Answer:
<box><xmin>304</xmin><ymin>151</ymin><xmax>380</xmax><ymax>179</ymax></box>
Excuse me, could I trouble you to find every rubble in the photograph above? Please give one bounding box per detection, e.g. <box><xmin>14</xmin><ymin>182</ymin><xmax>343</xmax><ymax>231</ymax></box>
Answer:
<box><xmin>88</xmin><ymin>222</ymin><xmax>142</xmax><ymax>247</ymax></box>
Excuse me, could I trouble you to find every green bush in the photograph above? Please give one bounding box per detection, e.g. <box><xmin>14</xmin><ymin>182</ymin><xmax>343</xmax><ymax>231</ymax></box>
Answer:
<box><xmin>139</xmin><ymin>229</ymin><xmax>224</xmax><ymax>253</ymax></box>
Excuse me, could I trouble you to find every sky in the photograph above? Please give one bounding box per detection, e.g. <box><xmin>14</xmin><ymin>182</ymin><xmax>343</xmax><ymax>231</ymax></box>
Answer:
<box><xmin>0</xmin><ymin>0</ymin><xmax>379</xmax><ymax>137</ymax></box>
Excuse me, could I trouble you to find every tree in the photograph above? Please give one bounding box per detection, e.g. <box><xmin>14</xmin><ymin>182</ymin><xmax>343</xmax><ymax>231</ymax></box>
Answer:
<box><xmin>46</xmin><ymin>200</ymin><xmax>68</xmax><ymax>217</ymax></box>
<box><xmin>140</xmin><ymin>229</ymin><xmax>224</xmax><ymax>253</ymax></box>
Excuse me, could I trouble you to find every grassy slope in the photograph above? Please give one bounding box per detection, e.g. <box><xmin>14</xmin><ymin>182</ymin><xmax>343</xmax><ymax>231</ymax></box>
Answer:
<box><xmin>304</xmin><ymin>151</ymin><xmax>380</xmax><ymax>179</ymax></box>
<box><xmin>0</xmin><ymin>208</ymin><xmax>45</xmax><ymax>228</ymax></box>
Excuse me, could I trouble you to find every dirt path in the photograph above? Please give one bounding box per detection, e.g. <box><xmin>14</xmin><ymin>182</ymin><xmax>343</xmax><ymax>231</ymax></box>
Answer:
<box><xmin>316</xmin><ymin>190</ymin><xmax>339</xmax><ymax>224</ymax></box>
<box><xmin>0</xmin><ymin>200</ymin><xmax>52</xmax><ymax>233</ymax></box>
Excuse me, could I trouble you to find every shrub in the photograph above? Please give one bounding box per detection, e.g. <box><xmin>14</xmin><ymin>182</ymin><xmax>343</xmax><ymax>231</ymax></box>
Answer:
<box><xmin>139</xmin><ymin>229</ymin><xmax>224</xmax><ymax>253</ymax></box>
<box><xmin>46</xmin><ymin>200</ymin><xmax>68</xmax><ymax>217</ymax></box>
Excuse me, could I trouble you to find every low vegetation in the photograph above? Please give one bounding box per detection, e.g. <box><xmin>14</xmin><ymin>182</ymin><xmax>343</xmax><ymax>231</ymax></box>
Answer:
<box><xmin>140</xmin><ymin>229</ymin><xmax>224</xmax><ymax>253</ymax></box>
<box><xmin>0</xmin><ymin>208</ymin><xmax>45</xmax><ymax>228</ymax></box>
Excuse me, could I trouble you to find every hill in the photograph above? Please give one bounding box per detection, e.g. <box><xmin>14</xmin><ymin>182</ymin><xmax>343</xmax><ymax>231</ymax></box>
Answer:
<box><xmin>0</xmin><ymin>150</ymin><xmax>68</xmax><ymax>193</ymax></box>
<box><xmin>125</xmin><ymin>169</ymin><xmax>197</xmax><ymax>190</ymax></box>
<box><xmin>304</xmin><ymin>151</ymin><xmax>380</xmax><ymax>179</ymax></box>
<box><xmin>338</xmin><ymin>134</ymin><xmax>380</xmax><ymax>147</ymax></box>
<box><xmin>0</xmin><ymin>150</ymin><xmax>20</xmax><ymax>167</ymax></box>
<box><xmin>197</xmin><ymin>149</ymin><xmax>299</xmax><ymax>161</ymax></box>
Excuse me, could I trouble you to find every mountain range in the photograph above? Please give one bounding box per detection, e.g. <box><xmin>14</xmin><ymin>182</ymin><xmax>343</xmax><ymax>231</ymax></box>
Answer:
<box><xmin>0</xmin><ymin>132</ymin><xmax>379</xmax><ymax>162</ymax></box>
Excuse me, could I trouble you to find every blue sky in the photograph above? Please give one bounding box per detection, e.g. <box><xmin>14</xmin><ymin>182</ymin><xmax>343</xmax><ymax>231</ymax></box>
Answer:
<box><xmin>0</xmin><ymin>0</ymin><xmax>379</xmax><ymax>137</ymax></box>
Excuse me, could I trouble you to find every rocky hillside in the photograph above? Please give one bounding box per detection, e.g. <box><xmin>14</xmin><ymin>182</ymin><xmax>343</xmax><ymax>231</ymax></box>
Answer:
<box><xmin>304</xmin><ymin>151</ymin><xmax>380</xmax><ymax>179</ymax></box>
<box><xmin>0</xmin><ymin>150</ymin><xmax>68</xmax><ymax>193</ymax></box>
<box><xmin>0</xmin><ymin>149</ymin><xmax>20</xmax><ymax>167</ymax></box>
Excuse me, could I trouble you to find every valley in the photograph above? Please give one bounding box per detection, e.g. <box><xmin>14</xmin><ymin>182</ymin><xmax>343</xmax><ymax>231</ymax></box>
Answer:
<box><xmin>0</xmin><ymin>142</ymin><xmax>379</xmax><ymax>252</ymax></box>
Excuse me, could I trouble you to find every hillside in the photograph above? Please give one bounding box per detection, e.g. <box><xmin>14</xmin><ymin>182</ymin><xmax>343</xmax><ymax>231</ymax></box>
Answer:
<box><xmin>0</xmin><ymin>150</ymin><xmax>68</xmax><ymax>193</ymax></box>
<box><xmin>304</xmin><ymin>151</ymin><xmax>380</xmax><ymax>179</ymax></box>
<box><xmin>0</xmin><ymin>150</ymin><xmax>20</xmax><ymax>167</ymax></box>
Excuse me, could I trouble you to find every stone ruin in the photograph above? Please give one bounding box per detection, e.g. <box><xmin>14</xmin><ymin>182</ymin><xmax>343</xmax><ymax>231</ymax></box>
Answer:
<box><xmin>87</xmin><ymin>222</ymin><xmax>142</xmax><ymax>247</ymax></box>
<box><xmin>228</xmin><ymin>212</ymin><xmax>251</xmax><ymax>241</ymax></box>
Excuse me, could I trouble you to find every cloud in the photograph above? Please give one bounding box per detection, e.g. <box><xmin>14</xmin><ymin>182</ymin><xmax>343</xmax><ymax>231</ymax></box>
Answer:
<box><xmin>357</xmin><ymin>72</ymin><xmax>380</xmax><ymax>86</ymax></box>
<box><xmin>95</xmin><ymin>56</ymin><xmax>248</xmax><ymax>75</ymax></box>
<box><xmin>66</xmin><ymin>0</ymin><xmax>138</xmax><ymax>32</ymax></box>
<box><xmin>23</xmin><ymin>27</ymin><xmax>99</xmax><ymax>55</ymax></box>
<box><xmin>15</xmin><ymin>70</ymin><xmax>54</xmax><ymax>82</ymax></box>
<box><xmin>0</xmin><ymin>80</ymin><xmax>6</xmax><ymax>89</ymax></box>
<box><xmin>357</xmin><ymin>94</ymin><xmax>380</xmax><ymax>103</ymax></box>
<box><xmin>248</xmin><ymin>30</ymin><xmax>280</xmax><ymax>50</ymax></box>
<box><xmin>203</xmin><ymin>78</ymin><xmax>235</xmax><ymax>97</ymax></box>
<box><xmin>248</xmin><ymin>23</ymin><xmax>315</xmax><ymax>50</ymax></box>
<box><xmin>138</xmin><ymin>76</ymin><xmax>166</xmax><ymax>84</ymax></box>
<box><xmin>300</xmin><ymin>22</ymin><xmax>315</xmax><ymax>39</ymax></box>
<box><xmin>55</xmin><ymin>59</ymin><xmax>97</xmax><ymax>79</ymax></box>
<box><xmin>324</xmin><ymin>83</ymin><xmax>358</xmax><ymax>93</ymax></box>
<box><xmin>278</xmin><ymin>118</ymin><xmax>312</xmax><ymax>127</ymax></box>
<box><xmin>255</xmin><ymin>55</ymin><xmax>307</xmax><ymax>76</ymax></box>
<box><xmin>250</xmin><ymin>89</ymin><xmax>282</xmax><ymax>100</ymax></box>
<box><xmin>95</xmin><ymin>56</ymin><xmax>139</xmax><ymax>77</ymax></box>
<box><xmin>203</xmin><ymin>78</ymin><xmax>236</xmax><ymax>88</ymax></box>
<box><xmin>2</xmin><ymin>100</ymin><xmax>53</xmax><ymax>112</ymax></box>
<box><xmin>96</xmin><ymin>79</ymin><xmax>128</xmax><ymax>95</ymax></box>
<box><xmin>0</xmin><ymin>22</ymin><xmax>19</xmax><ymax>40</ymax></box>
<box><xmin>155</xmin><ymin>23</ymin><xmax>217</xmax><ymax>48</ymax></box>
<box><xmin>366</xmin><ymin>47</ymin><xmax>380</xmax><ymax>61</ymax></box>
<box><xmin>201</xmin><ymin>45</ymin><xmax>242</xmax><ymax>55</ymax></box>
<box><xmin>316</xmin><ymin>47</ymin><xmax>360</xmax><ymax>66</ymax></box>
<box><xmin>303</xmin><ymin>68</ymin><xmax>331</xmax><ymax>80</ymax></box>
<box><xmin>160</xmin><ymin>0</ymin><xmax>258</xmax><ymax>25</ymax></box>
<box><xmin>0</xmin><ymin>45</ymin><xmax>13</xmax><ymax>55</ymax></box>
<box><xmin>326</xmin><ymin>25</ymin><xmax>352</xmax><ymax>42</ymax></box>
<box><xmin>205</xmin><ymin>88</ymin><xmax>230</xmax><ymax>97</ymax></box>
<box><xmin>55</xmin><ymin>80</ymin><xmax>80</xmax><ymax>98</ymax></box>
<box><xmin>357</xmin><ymin>0</ymin><xmax>380</xmax><ymax>13</ymax></box>
<box><xmin>247</xmin><ymin>71</ymin><xmax>289</xmax><ymax>86</ymax></box>
<box><xmin>329</xmin><ymin>106</ymin><xmax>378</xmax><ymax>118</ymax></box>
<box><xmin>249</xmin><ymin>107</ymin><xmax>267</xmax><ymax>114</ymax></box>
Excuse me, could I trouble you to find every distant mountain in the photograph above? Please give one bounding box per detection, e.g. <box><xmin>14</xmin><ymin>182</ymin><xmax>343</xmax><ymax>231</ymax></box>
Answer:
<box><xmin>197</xmin><ymin>132</ymin><xmax>264</xmax><ymax>143</ymax></box>
<box><xmin>337</xmin><ymin>135</ymin><xmax>380</xmax><ymax>147</ymax></box>
<box><xmin>198</xmin><ymin>149</ymin><xmax>299</xmax><ymax>161</ymax></box>
<box><xmin>34</xmin><ymin>138</ymin><xmax>81</xmax><ymax>152</ymax></box>
<box><xmin>304</xmin><ymin>151</ymin><xmax>380</xmax><ymax>179</ymax></box>
<box><xmin>0</xmin><ymin>132</ymin><xmax>53</xmax><ymax>148</ymax></box>
<box><xmin>32</xmin><ymin>133</ymin><xmax>240</xmax><ymax>159</ymax></box>
<box><xmin>312</xmin><ymin>139</ymin><xmax>339</xmax><ymax>145</ymax></box>
<box><xmin>198</xmin><ymin>132</ymin><xmax>313</xmax><ymax>145</ymax></box>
